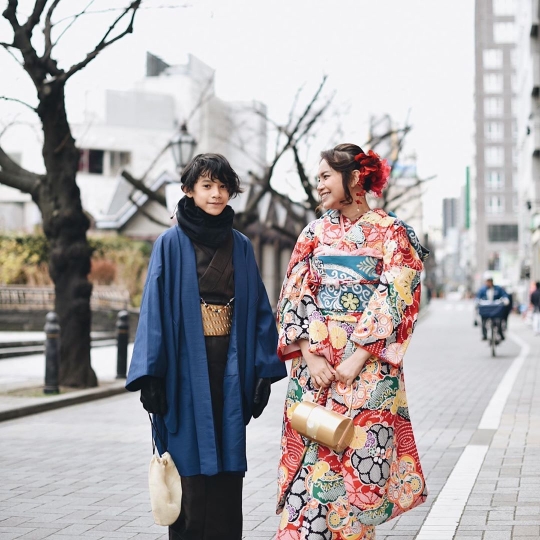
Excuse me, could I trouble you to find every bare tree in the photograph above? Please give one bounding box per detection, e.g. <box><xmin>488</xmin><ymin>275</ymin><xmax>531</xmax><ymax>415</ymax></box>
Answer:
<box><xmin>120</xmin><ymin>80</ymin><xmax>430</xmax><ymax>237</ymax></box>
<box><xmin>0</xmin><ymin>0</ymin><xmax>142</xmax><ymax>387</ymax></box>
<box><xmin>364</xmin><ymin>114</ymin><xmax>434</xmax><ymax>223</ymax></box>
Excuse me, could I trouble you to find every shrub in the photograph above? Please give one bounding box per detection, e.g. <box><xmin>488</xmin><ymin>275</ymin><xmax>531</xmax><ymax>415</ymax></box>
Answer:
<box><xmin>0</xmin><ymin>233</ymin><xmax>151</xmax><ymax>306</ymax></box>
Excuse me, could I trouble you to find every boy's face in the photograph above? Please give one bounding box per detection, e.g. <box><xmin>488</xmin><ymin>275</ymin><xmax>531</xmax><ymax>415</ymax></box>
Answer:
<box><xmin>185</xmin><ymin>174</ymin><xmax>230</xmax><ymax>216</ymax></box>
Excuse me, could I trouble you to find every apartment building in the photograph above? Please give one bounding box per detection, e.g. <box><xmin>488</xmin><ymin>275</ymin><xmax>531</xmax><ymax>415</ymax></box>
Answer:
<box><xmin>474</xmin><ymin>0</ymin><xmax>519</xmax><ymax>286</ymax></box>
<box><xmin>515</xmin><ymin>0</ymin><xmax>540</xmax><ymax>292</ymax></box>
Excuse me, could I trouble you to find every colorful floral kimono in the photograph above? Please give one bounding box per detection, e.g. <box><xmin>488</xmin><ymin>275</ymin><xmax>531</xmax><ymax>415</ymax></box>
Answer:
<box><xmin>276</xmin><ymin>209</ymin><xmax>428</xmax><ymax>540</ymax></box>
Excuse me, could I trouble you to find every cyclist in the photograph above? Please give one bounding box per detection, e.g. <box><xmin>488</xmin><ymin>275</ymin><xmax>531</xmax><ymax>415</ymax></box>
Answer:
<box><xmin>476</xmin><ymin>276</ymin><xmax>509</xmax><ymax>341</ymax></box>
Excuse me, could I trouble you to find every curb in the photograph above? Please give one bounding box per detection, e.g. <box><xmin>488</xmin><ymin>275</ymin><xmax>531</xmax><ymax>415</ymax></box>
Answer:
<box><xmin>0</xmin><ymin>381</ymin><xmax>128</xmax><ymax>423</ymax></box>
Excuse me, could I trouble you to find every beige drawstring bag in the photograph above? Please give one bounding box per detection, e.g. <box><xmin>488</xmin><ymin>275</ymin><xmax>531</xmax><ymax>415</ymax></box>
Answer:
<box><xmin>148</xmin><ymin>414</ymin><xmax>182</xmax><ymax>526</ymax></box>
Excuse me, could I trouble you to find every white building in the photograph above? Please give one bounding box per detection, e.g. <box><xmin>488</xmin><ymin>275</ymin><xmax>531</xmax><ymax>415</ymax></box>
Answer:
<box><xmin>473</xmin><ymin>0</ymin><xmax>520</xmax><ymax>288</ymax></box>
<box><xmin>515</xmin><ymin>0</ymin><xmax>540</xmax><ymax>303</ymax></box>
<box><xmin>0</xmin><ymin>53</ymin><xmax>311</xmax><ymax>304</ymax></box>
<box><xmin>0</xmin><ymin>53</ymin><xmax>268</xmax><ymax>237</ymax></box>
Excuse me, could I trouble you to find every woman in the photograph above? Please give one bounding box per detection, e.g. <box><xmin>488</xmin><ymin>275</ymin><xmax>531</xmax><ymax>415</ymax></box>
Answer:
<box><xmin>276</xmin><ymin>144</ymin><xmax>428</xmax><ymax>539</ymax></box>
<box><xmin>126</xmin><ymin>153</ymin><xmax>287</xmax><ymax>540</ymax></box>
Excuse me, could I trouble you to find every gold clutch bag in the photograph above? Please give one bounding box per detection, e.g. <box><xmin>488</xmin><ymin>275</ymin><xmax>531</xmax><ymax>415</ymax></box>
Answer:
<box><xmin>290</xmin><ymin>388</ymin><xmax>354</xmax><ymax>453</ymax></box>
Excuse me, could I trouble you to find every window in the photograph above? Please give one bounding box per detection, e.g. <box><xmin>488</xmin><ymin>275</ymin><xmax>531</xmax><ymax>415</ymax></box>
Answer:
<box><xmin>485</xmin><ymin>146</ymin><xmax>504</xmax><ymax>166</ymax></box>
<box><xmin>109</xmin><ymin>151</ymin><xmax>131</xmax><ymax>176</ymax></box>
<box><xmin>79</xmin><ymin>149</ymin><xmax>104</xmax><ymax>174</ymax></box>
<box><xmin>485</xmin><ymin>170</ymin><xmax>504</xmax><ymax>189</ymax></box>
<box><xmin>483</xmin><ymin>49</ymin><xmax>503</xmax><ymax>69</ymax></box>
<box><xmin>488</xmin><ymin>224</ymin><xmax>518</xmax><ymax>242</ymax></box>
<box><xmin>484</xmin><ymin>73</ymin><xmax>503</xmax><ymax>93</ymax></box>
<box><xmin>486</xmin><ymin>195</ymin><xmax>505</xmax><ymax>214</ymax></box>
<box><xmin>493</xmin><ymin>22</ymin><xmax>516</xmax><ymax>44</ymax></box>
<box><xmin>493</xmin><ymin>0</ymin><xmax>515</xmax><ymax>16</ymax></box>
<box><xmin>485</xmin><ymin>121</ymin><xmax>504</xmax><ymax>140</ymax></box>
<box><xmin>78</xmin><ymin>149</ymin><xmax>131</xmax><ymax>176</ymax></box>
<box><xmin>484</xmin><ymin>97</ymin><xmax>504</xmax><ymax>116</ymax></box>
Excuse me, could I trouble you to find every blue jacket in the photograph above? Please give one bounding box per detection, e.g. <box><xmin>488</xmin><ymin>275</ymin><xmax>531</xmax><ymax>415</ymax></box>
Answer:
<box><xmin>476</xmin><ymin>285</ymin><xmax>508</xmax><ymax>302</ymax></box>
<box><xmin>126</xmin><ymin>226</ymin><xmax>287</xmax><ymax>476</ymax></box>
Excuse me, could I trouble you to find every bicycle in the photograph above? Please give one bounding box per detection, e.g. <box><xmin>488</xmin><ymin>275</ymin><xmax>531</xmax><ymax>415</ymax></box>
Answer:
<box><xmin>477</xmin><ymin>299</ymin><xmax>507</xmax><ymax>357</ymax></box>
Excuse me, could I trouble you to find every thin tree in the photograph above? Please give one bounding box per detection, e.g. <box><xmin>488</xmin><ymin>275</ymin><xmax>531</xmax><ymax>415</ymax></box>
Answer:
<box><xmin>0</xmin><ymin>1</ymin><xmax>142</xmax><ymax>387</ymax></box>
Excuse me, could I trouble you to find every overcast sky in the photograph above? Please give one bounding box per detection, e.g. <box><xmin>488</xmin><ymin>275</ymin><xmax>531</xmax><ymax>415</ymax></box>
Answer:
<box><xmin>0</xmin><ymin>0</ymin><xmax>475</xmax><ymax>229</ymax></box>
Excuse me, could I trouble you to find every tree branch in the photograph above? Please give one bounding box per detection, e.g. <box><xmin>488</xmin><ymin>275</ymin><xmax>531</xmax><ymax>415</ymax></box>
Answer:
<box><xmin>128</xmin><ymin>193</ymin><xmax>169</xmax><ymax>228</ymax></box>
<box><xmin>291</xmin><ymin>143</ymin><xmax>318</xmax><ymax>212</ymax></box>
<box><xmin>0</xmin><ymin>42</ymin><xmax>23</xmax><ymax>67</ymax></box>
<box><xmin>0</xmin><ymin>145</ymin><xmax>34</xmax><ymax>177</ymax></box>
<box><xmin>0</xmin><ymin>96</ymin><xmax>37</xmax><ymax>112</ymax></box>
<box><xmin>24</xmin><ymin>0</ymin><xmax>47</xmax><ymax>34</ymax></box>
<box><xmin>62</xmin><ymin>0</ymin><xmax>141</xmax><ymax>82</ymax></box>
<box><xmin>3</xmin><ymin>1</ymin><xmax>21</xmax><ymax>31</ymax></box>
<box><xmin>0</xmin><ymin>168</ymin><xmax>41</xmax><ymax>196</ymax></box>
<box><xmin>185</xmin><ymin>73</ymin><xmax>215</xmax><ymax>124</ymax></box>
<box><xmin>43</xmin><ymin>0</ymin><xmax>64</xmax><ymax>59</ymax></box>
<box><xmin>121</xmin><ymin>170</ymin><xmax>167</xmax><ymax>207</ymax></box>
<box><xmin>49</xmin><ymin>0</ymin><xmax>97</xmax><ymax>55</ymax></box>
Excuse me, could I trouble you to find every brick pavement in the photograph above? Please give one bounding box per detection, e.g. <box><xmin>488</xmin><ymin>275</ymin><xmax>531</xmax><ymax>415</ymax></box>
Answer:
<box><xmin>0</xmin><ymin>299</ymin><xmax>538</xmax><ymax>539</ymax></box>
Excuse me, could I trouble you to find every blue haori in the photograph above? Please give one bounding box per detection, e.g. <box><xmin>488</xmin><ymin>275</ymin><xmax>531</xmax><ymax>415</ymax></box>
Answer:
<box><xmin>126</xmin><ymin>226</ymin><xmax>287</xmax><ymax>477</ymax></box>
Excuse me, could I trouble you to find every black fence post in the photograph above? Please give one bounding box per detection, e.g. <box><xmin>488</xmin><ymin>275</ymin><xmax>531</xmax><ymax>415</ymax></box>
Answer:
<box><xmin>116</xmin><ymin>310</ymin><xmax>129</xmax><ymax>379</ymax></box>
<box><xmin>44</xmin><ymin>311</ymin><xmax>60</xmax><ymax>395</ymax></box>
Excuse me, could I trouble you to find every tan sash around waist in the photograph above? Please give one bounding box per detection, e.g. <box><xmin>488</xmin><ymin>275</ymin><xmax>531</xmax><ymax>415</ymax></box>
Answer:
<box><xmin>200</xmin><ymin>301</ymin><xmax>233</xmax><ymax>336</ymax></box>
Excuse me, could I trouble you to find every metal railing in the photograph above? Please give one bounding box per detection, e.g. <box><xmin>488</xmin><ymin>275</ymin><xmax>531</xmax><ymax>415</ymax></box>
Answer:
<box><xmin>0</xmin><ymin>285</ymin><xmax>129</xmax><ymax>310</ymax></box>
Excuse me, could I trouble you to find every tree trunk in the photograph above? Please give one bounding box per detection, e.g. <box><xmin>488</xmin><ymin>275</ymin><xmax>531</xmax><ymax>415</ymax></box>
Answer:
<box><xmin>37</xmin><ymin>83</ymin><xmax>97</xmax><ymax>388</ymax></box>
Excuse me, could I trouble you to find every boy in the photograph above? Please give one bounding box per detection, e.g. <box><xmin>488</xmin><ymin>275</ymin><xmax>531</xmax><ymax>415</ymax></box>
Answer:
<box><xmin>126</xmin><ymin>153</ymin><xmax>287</xmax><ymax>540</ymax></box>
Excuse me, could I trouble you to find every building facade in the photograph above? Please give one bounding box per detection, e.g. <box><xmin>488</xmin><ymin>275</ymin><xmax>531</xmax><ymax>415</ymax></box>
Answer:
<box><xmin>0</xmin><ymin>54</ymin><xmax>312</xmax><ymax>304</ymax></box>
<box><xmin>474</xmin><ymin>0</ymin><xmax>520</xmax><ymax>288</ymax></box>
<box><xmin>515</xmin><ymin>0</ymin><xmax>540</xmax><ymax>303</ymax></box>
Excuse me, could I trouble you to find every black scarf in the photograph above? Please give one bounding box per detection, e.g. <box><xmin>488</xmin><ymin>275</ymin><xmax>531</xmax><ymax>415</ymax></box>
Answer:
<box><xmin>176</xmin><ymin>196</ymin><xmax>234</xmax><ymax>248</ymax></box>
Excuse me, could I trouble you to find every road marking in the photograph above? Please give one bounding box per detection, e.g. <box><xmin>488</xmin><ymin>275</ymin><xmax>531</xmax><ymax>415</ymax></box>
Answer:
<box><xmin>478</xmin><ymin>333</ymin><xmax>529</xmax><ymax>430</ymax></box>
<box><xmin>416</xmin><ymin>331</ymin><xmax>528</xmax><ymax>539</ymax></box>
<box><xmin>416</xmin><ymin>445</ymin><xmax>489</xmax><ymax>540</ymax></box>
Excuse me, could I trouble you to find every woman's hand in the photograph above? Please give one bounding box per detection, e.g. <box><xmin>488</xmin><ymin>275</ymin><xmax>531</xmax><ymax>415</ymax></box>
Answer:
<box><xmin>334</xmin><ymin>347</ymin><xmax>371</xmax><ymax>386</ymax></box>
<box><xmin>298</xmin><ymin>340</ymin><xmax>335</xmax><ymax>389</ymax></box>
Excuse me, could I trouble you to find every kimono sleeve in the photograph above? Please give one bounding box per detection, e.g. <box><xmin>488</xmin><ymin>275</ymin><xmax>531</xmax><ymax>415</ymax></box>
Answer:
<box><xmin>350</xmin><ymin>222</ymin><xmax>424</xmax><ymax>367</ymax></box>
<box><xmin>125</xmin><ymin>236</ymin><xmax>168</xmax><ymax>390</ymax></box>
<box><xmin>276</xmin><ymin>221</ymin><xmax>320</xmax><ymax>361</ymax></box>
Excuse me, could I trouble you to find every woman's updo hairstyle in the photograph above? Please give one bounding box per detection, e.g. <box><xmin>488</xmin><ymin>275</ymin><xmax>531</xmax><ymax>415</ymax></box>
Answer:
<box><xmin>320</xmin><ymin>143</ymin><xmax>391</xmax><ymax>202</ymax></box>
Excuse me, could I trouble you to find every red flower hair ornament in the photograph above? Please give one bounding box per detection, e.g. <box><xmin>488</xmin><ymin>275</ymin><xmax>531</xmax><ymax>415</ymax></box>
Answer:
<box><xmin>354</xmin><ymin>150</ymin><xmax>391</xmax><ymax>198</ymax></box>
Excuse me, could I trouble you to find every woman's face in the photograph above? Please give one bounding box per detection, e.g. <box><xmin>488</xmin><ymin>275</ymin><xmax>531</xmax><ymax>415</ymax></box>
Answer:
<box><xmin>317</xmin><ymin>159</ymin><xmax>347</xmax><ymax>210</ymax></box>
<box><xmin>184</xmin><ymin>174</ymin><xmax>230</xmax><ymax>216</ymax></box>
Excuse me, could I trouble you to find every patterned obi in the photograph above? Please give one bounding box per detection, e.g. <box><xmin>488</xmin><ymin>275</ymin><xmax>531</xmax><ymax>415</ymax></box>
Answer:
<box><xmin>309</xmin><ymin>255</ymin><xmax>381</xmax><ymax>315</ymax></box>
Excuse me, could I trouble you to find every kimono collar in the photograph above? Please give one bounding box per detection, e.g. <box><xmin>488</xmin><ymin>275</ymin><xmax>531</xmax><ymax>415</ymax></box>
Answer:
<box><xmin>176</xmin><ymin>196</ymin><xmax>234</xmax><ymax>248</ymax></box>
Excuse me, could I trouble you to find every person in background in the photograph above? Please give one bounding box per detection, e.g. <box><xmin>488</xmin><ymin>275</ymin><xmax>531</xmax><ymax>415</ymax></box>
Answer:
<box><xmin>530</xmin><ymin>282</ymin><xmax>540</xmax><ymax>335</ymax></box>
<box><xmin>476</xmin><ymin>277</ymin><xmax>509</xmax><ymax>341</ymax></box>
<box><xmin>126</xmin><ymin>153</ymin><xmax>287</xmax><ymax>540</ymax></box>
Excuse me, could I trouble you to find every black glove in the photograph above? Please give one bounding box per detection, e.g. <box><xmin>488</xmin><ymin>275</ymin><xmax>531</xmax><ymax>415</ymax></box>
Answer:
<box><xmin>139</xmin><ymin>376</ymin><xmax>167</xmax><ymax>416</ymax></box>
<box><xmin>252</xmin><ymin>377</ymin><xmax>271</xmax><ymax>419</ymax></box>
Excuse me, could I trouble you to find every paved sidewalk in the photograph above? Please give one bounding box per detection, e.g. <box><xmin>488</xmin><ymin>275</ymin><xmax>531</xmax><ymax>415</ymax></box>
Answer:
<box><xmin>0</xmin><ymin>300</ymin><xmax>539</xmax><ymax>539</ymax></box>
<box><xmin>0</xmin><ymin>344</ymin><xmax>133</xmax><ymax>421</ymax></box>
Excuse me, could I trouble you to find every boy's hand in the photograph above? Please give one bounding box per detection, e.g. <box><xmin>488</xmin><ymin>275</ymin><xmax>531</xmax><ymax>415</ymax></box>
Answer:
<box><xmin>140</xmin><ymin>376</ymin><xmax>167</xmax><ymax>415</ymax></box>
<box><xmin>252</xmin><ymin>378</ymin><xmax>271</xmax><ymax>418</ymax></box>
